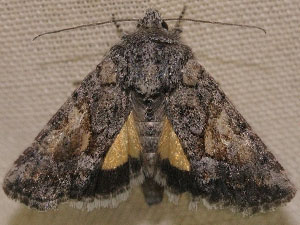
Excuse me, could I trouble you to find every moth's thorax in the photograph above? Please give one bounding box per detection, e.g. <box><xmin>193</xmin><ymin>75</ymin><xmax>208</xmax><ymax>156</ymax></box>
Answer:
<box><xmin>111</xmin><ymin>12</ymin><xmax>194</xmax><ymax>98</ymax></box>
<box><xmin>116</xmin><ymin>32</ymin><xmax>192</xmax><ymax>95</ymax></box>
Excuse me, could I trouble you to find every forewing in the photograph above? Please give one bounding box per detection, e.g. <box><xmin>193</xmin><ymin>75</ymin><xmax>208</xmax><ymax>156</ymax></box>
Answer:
<box><xmin>160</xmin><ymin>59</ymin><xmax>296</xmax><ymax>213</ymax></box>
<box><xmin>3</xmin><ymin>57</ymin><xmax>137</xmax><ymax>210</ymax></box>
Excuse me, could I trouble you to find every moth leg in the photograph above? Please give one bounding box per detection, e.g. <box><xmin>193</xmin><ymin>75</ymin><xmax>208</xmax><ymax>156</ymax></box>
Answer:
<box><xmin>174</xmin><ymin>5</ymin><xmax>187</xmax><ymax>30</ymax></box>
<box><xmin>141</xmin><ymin>177</ymin><xmax>164</xmax><ymax>205</ymax></box>
<box><xmin>112</xmin><ymin>14</ymin><xmax>123</xmax><ymax>37</ymax></box>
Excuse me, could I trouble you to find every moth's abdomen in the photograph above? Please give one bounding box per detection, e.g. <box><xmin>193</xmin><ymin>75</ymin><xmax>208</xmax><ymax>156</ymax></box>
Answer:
<box><xmin>136</xmin><ymin>120</ymin><xmax>164</xmax><ymax>177</ymax></box>
<box><xmin>137</xmin><ymin>120</ymin><xmax>165</xmax><ymax>205</ymax></box>
<box><xmin>131</xmin><ymin>91</ymin><xmax>165</xmax><ymax>177</ymax></box>
<box><xmin>137</xmin><ymin>121</ymin><xmax>163</xmax><ymax>152</ymax></box>
<box><xmin>131</xmin><ymin>96</ymin><xmax>166</xmax><ymax>205</ymax></box>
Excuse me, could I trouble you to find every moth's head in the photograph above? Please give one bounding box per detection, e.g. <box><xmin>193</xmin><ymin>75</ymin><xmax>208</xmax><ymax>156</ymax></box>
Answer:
<box><xmin>137</xmin><ymin>9</ymin><xmax>168</xmax><ymax>30</ymax></box>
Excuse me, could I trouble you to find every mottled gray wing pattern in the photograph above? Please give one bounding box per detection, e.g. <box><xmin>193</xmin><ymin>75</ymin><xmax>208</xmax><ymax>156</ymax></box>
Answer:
<box><xmin>3</xmin><ymin>57</ymin><xmax>132</xmax><ymax>210</ymax></box>
<box><xmin>162</xmin><ymin>59</ymin><xmax>296</xmax><ymax>214</ymax></box>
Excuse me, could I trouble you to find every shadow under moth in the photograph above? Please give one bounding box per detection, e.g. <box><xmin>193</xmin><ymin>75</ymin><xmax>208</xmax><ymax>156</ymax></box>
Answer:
<box><xmin>3</xmin><ymin>9</ymin><xmax>296</xmax><ymax>215</ymax></box>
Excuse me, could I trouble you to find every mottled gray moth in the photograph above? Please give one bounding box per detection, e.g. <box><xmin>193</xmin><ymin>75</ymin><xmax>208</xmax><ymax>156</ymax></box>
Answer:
<box><xmin>3</xmin><ymin>9</ymin><xmax>296</xmax><ymax>215</ymax></box>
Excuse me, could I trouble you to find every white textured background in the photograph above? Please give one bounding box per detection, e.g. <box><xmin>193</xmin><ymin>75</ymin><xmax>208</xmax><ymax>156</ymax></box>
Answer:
<box><xmin>0</xmin><ymin>0</ymin><xmax>299</xmax><ymax>224</ymax></box>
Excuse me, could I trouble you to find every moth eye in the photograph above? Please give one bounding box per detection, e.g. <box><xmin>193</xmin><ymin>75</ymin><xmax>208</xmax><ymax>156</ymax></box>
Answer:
<box><xmin>161</xmin><ymin>21</ymin><xmax>168</xmax><ymax>30</ymax></box>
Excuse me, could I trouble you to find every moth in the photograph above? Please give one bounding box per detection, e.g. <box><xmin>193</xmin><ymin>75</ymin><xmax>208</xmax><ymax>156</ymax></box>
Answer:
<box><xmin>3</xmin><ymin>9</ymin><xmax>296</xmax><ymax>215</ymax></box>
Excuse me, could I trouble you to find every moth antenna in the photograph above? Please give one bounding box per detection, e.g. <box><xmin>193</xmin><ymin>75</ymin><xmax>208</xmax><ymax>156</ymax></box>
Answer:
<box><xmin>166</xmin><ymin>18</ymin><xmax>266</xmax><ymax>34</ymax></box>
<box><xmin>33</xmin><ymin>15</ymin><xmax>266</xmax><ymax>41</ymax></box>
<box><xmin>32</xmin><ymin>19</ymin><xmax>138</xmax><ymax>41</ymax></box>
<box><xmin>174</xmin><ymin>5</ymin><xmax>187</xmax><ymax>29</ymax></box>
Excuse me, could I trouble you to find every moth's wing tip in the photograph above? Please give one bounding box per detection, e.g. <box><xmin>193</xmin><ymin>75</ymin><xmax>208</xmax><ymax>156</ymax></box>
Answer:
<box><xmin>260</xmin><ymin>166</ymin><xmax>297</xmax><ymax>207</ymax></box>
<box><xmin>275</xmin><ymin>173</ymin><xmax>297</xmax><ymax>204</ymax></box>
<box><xmin>187</xmin><ymin>166</ymin><xmax>297</xmax><ymax>215</ymax></box>
<box><xmin>3</xmin><ymin>183</ymin><xmax>60</xmax><ymax>211</ymax></box>
<box><xmin>2</xmin><ymin>164</ymin><xmax>61</xmax><ymax>211</ymax></box>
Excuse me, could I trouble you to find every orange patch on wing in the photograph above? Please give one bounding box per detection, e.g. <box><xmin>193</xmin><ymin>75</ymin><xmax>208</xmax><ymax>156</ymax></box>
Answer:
<box><xmin>102</xmin><ymin>112</ymin><xmax>142</xmax><ymax>170</ymax></box>
<box><xmin>158</xmin><ymin>118</ymin><xmax>190</xmax><ymax>171</ymax></box>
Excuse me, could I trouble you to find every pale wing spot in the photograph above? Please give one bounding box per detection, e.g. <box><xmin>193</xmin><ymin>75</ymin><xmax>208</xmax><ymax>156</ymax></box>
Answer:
<box><xmin>158</xmin><ymin>118</ymin><xmax>190</xmax><ymax>171</ymax></box>
<box><xmin>205</xmin><ymin>109</ymin><xmax>253</xmax><ymax>164</ymax></box>
<box><xmin>43</xmin><ymin>103</ymin><xmax>91</xmax><ymax>160</ymax></box>
<box><xmin>182</xmin><ymin>59</ymin><xmax>202</xmax><ymax>87</ymax></box>
<box><xmin>80</xmin><ymin>131</ymin><xmax>90</xmax><ymax>152</ymax></box>
<box><xmin>102</xmin><ymin>112</ymin><xmax>142</xmax><ymax>170</ymax></box>
<box><xmin>100</xmin><ymin>59</ymin><xmax>117</xmax><ymax>84</ymax></box>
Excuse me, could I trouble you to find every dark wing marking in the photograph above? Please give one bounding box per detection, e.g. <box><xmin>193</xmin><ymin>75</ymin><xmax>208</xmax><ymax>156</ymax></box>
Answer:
<box><xmin>161</xmin><ymin>59</ymin><xmax>296</xmax><ymax>214</ymax></box>
<box><xmin>3</xmin><ymin>57</ymin><xmax>136</xmax><ymax>210</ymax></box>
